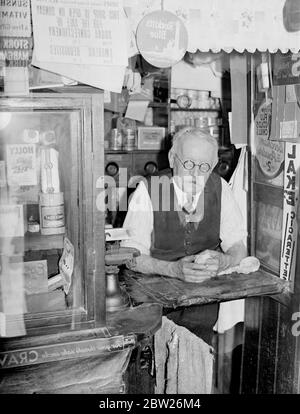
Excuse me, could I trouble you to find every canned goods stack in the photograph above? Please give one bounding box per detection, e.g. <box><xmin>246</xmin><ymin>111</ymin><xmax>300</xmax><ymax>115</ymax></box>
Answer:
<box><xmin>171</xmin><ymin>88</ymin><xmax>221</xmax><ymax>110</ymax></box>
<box><xmin>171</xmin><ymin>111</ymin><xmax>220</xmax><ymax>130</ymax></box>
<box><xmin>110</xmin><ymin>128</ymin><xmax>137</xmax><ymax>151</ymax></box>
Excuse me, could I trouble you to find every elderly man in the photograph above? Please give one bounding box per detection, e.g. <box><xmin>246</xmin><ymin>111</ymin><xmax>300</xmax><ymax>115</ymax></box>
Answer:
<box><xmin>121</xmin><ymin>127</ymin><xmax>247</xmax><ymax>344</ymax></box>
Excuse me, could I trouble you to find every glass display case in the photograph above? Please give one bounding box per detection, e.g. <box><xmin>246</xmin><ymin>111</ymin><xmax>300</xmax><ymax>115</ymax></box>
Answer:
<box><xmin>0</xmin><ymin>91</ymin><xmax>106</xmax><ymax>338</ymax></box>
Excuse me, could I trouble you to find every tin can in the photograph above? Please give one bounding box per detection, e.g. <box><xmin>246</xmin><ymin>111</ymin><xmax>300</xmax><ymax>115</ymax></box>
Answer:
<box><xmin>209</xmin><ymin>126</ymin><xmax>219</xmax><ymax>138</ymax></box>
<box><xmin>144</xmin><ymin>108</ymin><xmax>153</xmax><ymax>126</ymax></box>
<box><xmin>124</xmin><ymin>129</ymin><xmax>136</xmax><ymax>150</ymax></box>
<box><xmin>208</xmin><ymin>116</ymin><xmax>218</xmax><ymax>126</ymax></box>
<box><xmin>187</xmin><ymin>89</ymin><xmax>198</xmax><ymax>108</ymax></box>
<box><xmin>39</xmin><ymin>192</ymin><xmax>65</xmax><ymax>235</ymax></box>
<box><xmin>110</xmin><ymin>128</ymin><xmax>123</xmax><ymax>150</ymax></box>
<box><xmin>198</xmin><ymin>116</ymin><xmax>208</xmax><ymax>128</ymax></box>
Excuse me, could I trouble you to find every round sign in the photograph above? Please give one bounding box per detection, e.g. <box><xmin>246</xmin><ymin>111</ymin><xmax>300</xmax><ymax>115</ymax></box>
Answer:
<box><xmin>136</xmin><ymin>10</ymin><xmax>188</xmax><ymax>68</ymax></box>
<box><xmin>255</xmin><ymin>102</ymin><xmax>284</xmax><ymax>179</ymax></box>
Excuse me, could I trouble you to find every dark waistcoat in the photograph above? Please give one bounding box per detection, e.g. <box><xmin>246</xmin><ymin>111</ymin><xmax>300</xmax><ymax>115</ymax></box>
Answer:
<box><xmin>147</xmin><ymin>169</ymin><xmax>222</xmax><ymax>261</ymax></box>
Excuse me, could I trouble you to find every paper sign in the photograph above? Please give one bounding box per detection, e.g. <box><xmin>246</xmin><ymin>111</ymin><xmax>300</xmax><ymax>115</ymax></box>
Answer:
<box><xmin>280</xmin><ymin>142</ymin><xmax>300</xmax><ymax>288</ymax></box>
<box><xmin>31</xmin><ymin>0</ymin><xmax>128</xmax><ymax>66</ymax></box>
<box><xmin>125</xmin><ymin>100</ymin><xmax>150</xmax><ymax>122</ymax></box>
<box><xmin>8</xmin><ymin>260</ymin><xmax>48</xmax><ymax>295</ymax></box>
<box><xmin>0</xmin><ymin>0</ymin><xmax>31</xmax><ymax>37</ymax></box>
<box><xmin>6</xmin><ymin>143</ymin><xmax>37</xmax><ymax>186</ymax></box>
<box><xmin>4</xmin><ymin>67</ymin><xmax>29</xmax><ymax>95</ymax></box>
<box><xmin>273</xmin><ymin>52</ymin><xmax>300</xmax><ymax>86</ymax></box>
<box><xmin>9</xmin><ymin>185</ymin><xmax>39</xmax><ymax>204</ymax></box>
<box><xmin>280</xmin><ymin>120</ymin><xmax>297</xmax><ymax>139</ymax></box>
<box><xmin>0</xmin><ymin>313</ymin><xmax>26</xmax><ymax>338</ymax></box>
<box><xmin>32</xmin><ymin>54</ymin><xmax>126</xmax><ymax>93</ymax></box>
<box><xmin>24</xmin><ymin>261</ymin><xmax>48</xmax><ymax>295</ymax></box>
<box><xmin>0</xmin><ymin>335</ymin><xmax>135</xmax><ymax>368</ymax></box>
<box><xmin>286</xmin><ymin>85</ymin><xmax>297</xmax><ymax>103</ymax></box>
<box><xmin>0</xmin><ymin>204</ymin><xmax>25</xmax><ymax>237</ymax></box>
<box><xmin>59</xmin><ymin>237</ymin><xmax>74</xmax><ymax>294</ymax></box>
<box><xmin>0</xmin><ymin>36</ymin><xmax>33</xmax><ymax>67</ymax></box>
<box><xmin>136</xmin><ymin>10</ymin><xmax>188</xmax><ymax>68</ymax></box>
<box><xmin>0</xmin><ymin>257</ymin><xmax>27</xmax><ymax>315</ymax></box>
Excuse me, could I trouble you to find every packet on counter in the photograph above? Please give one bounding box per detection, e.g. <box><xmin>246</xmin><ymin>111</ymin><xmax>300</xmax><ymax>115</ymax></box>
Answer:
<box><xmin>194</xmin><ymin>251</ymin><xmax>260</xmax><ymax>275</ymax></box>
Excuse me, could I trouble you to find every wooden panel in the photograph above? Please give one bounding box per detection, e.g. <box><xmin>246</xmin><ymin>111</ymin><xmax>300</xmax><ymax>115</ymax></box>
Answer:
<box><xmin>240</xmin><ymin>297</ymin><xmax>262</xmax><ymax>394</ymax></box>
<box><xmin>1</xmin><ymin>303</ymin><xmax>161</xmax><ymax>351</ymax></box>
<box><xmin>0</xmin><ymin>350</ymin><xmax>132</xmax><ymax>394</ymax></box>
<box><xmin>253</xmin><ymin>182</ymin><xmax>284</xmax><ymax>208</ymax></box>
<box><xmin>230</xmin><ymin>54</ymin><xmax>248</xmax><ymax>145</ymax></box>
<box><xmin>257</xmin><ymin>297</ymin><xmax>280</xmax><ymax>393</ymax></box>
<box><xmin>25</xmin><ymin>233</ymin><xmax>64</xmax><ymax>251</ymax></box>
<box><xmin>91</xmin><ymin>94</ymin><xmax>106</xmax><ymax>325</ymax></box>
<box><xmin>275</xmin><ymin>303</ymin><xmax>297</xmax><ymax>393</ymax></box>
<box><xmin>125</xmin><ymin>338</ymin><xmax>155</xmax><ymax>394</ymax></box>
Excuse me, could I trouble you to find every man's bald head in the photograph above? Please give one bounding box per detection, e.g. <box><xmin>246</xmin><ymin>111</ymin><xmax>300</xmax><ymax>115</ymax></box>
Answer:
<box><xmin>169</xmin><ymin>127</ymin><xmax>219</xmax><ymax>169</ymax></box>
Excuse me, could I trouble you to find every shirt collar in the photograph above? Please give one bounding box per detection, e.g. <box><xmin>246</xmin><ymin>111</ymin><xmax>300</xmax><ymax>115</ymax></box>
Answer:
<box><xmin>172</xmin><ymin>177</ymin><xmax>203</xmax><ymax>209</ymax></box>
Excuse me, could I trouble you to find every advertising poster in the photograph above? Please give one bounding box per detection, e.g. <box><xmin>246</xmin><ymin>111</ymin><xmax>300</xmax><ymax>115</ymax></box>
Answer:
<box><xmin>6</xmin><ymin>143</ymin><xmax>38</xmax><ymax>187</ymax></box>
<box><xmin>0</xmin><ymin>0</ymin><xmax>32</xmax><ymax>67</ymax></box>
<box><xmin>254</xmin><ymin>101</ymin><xmax>285</xmax><ymax>187</ymax></box>
<box><xmin>280</xmin><ymin>142</ymin><xmax>300</xmax><ymax>287</ymax></box>
<box><xmin>254</xmin><ymin>100</ymin><xmax>284</xmax><ymax>273</ymax></box>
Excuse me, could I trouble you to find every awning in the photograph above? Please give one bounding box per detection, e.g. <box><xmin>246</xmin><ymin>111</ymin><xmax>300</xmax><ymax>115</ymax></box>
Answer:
<box><xmin>124</xmin><ymin>0</ymin><xmax>300</xmax><ymax>53</ymax></box>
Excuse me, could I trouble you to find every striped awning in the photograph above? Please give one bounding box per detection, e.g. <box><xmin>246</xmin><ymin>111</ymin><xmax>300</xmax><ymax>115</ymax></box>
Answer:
<box><xmin>124</xmin><ymin>0</ymin><xmax>300</xmax><ymax>53</ymax></box>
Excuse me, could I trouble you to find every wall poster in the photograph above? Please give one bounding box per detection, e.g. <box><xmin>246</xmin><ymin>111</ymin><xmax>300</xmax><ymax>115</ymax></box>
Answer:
<box><xmin>31</xmin><ymin>0</ymin><xmax>128</xmax><ymax>66</ymax></box>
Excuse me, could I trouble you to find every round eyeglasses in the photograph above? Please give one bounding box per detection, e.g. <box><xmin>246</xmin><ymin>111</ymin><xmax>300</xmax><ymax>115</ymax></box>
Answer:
<box><xmin>175</xmin><ymin>154</ymin><xmax>211</xmax><ymax>173</ymax></box>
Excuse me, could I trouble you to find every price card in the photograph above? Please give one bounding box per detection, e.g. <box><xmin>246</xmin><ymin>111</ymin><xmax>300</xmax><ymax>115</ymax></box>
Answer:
<box><xmin>6</xmin><ymin>144</ymin><xmax>38</xmax><ymax>186</ymax></box>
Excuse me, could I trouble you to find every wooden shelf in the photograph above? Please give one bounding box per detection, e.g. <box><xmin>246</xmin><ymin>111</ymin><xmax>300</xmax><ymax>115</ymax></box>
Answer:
<box><xmin>171</xmin><ymin>108</ymin><xmax>220</xmax><ymax>112</ymax></box>
<box><xmin>0</xmin><ymin>232</ymin><xmax>65</xmax><ymax>254</ymax></box>
<box><xmin>105</xmin><ymin>149</ymin><xmax>168</xmax><ymax>154</ymax></box>
<box><xmin>25</xmin><ymin>232</ymin><xmax>64</xmax><ymax>251</ymax></box>
<box><xmin>149</xmin><ymin>102</ymin><xmax>169</xmax><ymax>108</ymax></box>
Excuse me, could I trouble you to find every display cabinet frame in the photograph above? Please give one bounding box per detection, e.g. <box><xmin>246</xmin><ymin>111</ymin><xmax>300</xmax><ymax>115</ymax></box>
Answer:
<box><xmin>0</xmin><ymin>91</ymin><xmax>106</xmax><ymax>337</ymax></box>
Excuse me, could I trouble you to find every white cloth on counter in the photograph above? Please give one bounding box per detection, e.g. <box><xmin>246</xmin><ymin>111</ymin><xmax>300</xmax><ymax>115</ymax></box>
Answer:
<box><xmin>214</xmin><ymin>146</ymin><xmax>248</xmax><ymax>334</ymax></box>
<box><xmin>121</xmin><ymin>177</ymin><xmax>247</xmax><ymax>254</ymax></box>
<box><xmin>155</xmin><ymin>316</ymin><xmax>214</xmax><ymax>394</ymax></box>
<box><xmin>217</xmin><ymin>256</ymin><xmax>260</xmax><ymax>275</ymax></box>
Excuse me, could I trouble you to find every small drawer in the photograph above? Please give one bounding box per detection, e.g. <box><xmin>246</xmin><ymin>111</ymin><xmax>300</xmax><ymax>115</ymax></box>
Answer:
<box><xmin>132</xmin><ymin>152</ymin><xmax>169</xmax><ymax>178</ymax></box>
<box><xmin>105</xmin><ymin>153</ymin><xmax>132</xmax><ymax>187</ymax></box>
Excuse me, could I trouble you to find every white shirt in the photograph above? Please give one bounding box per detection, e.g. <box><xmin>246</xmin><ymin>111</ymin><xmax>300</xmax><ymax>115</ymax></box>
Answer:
<box><xmin>121</xmin><ymin>177</ymin><xmax>247</xmax><ymax>256</ymax></box>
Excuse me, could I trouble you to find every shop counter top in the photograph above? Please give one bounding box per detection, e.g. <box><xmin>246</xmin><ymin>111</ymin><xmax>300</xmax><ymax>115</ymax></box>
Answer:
<box><xmin>121</xmin><ymin>269</ymin><xmax>290</xmax><ymax>309</ymax></box>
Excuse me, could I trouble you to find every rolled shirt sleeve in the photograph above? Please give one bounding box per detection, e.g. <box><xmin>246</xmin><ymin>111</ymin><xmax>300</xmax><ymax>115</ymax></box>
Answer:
<box><xmin>120</xmin><ymin>181</ymin><xmax>153</xmax><ymax>256</ymax></box>
<box><xmin>219</xmin><ymin>178</ymin><xmax>247</xmax><ymax>252</ymax></box>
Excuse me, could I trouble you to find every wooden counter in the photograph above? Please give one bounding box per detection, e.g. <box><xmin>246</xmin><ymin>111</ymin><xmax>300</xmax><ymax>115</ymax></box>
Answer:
<box><xmin>121</xmin><ymin>269</ymin><xmax>290</xmax><ymax>308</ymax></box>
